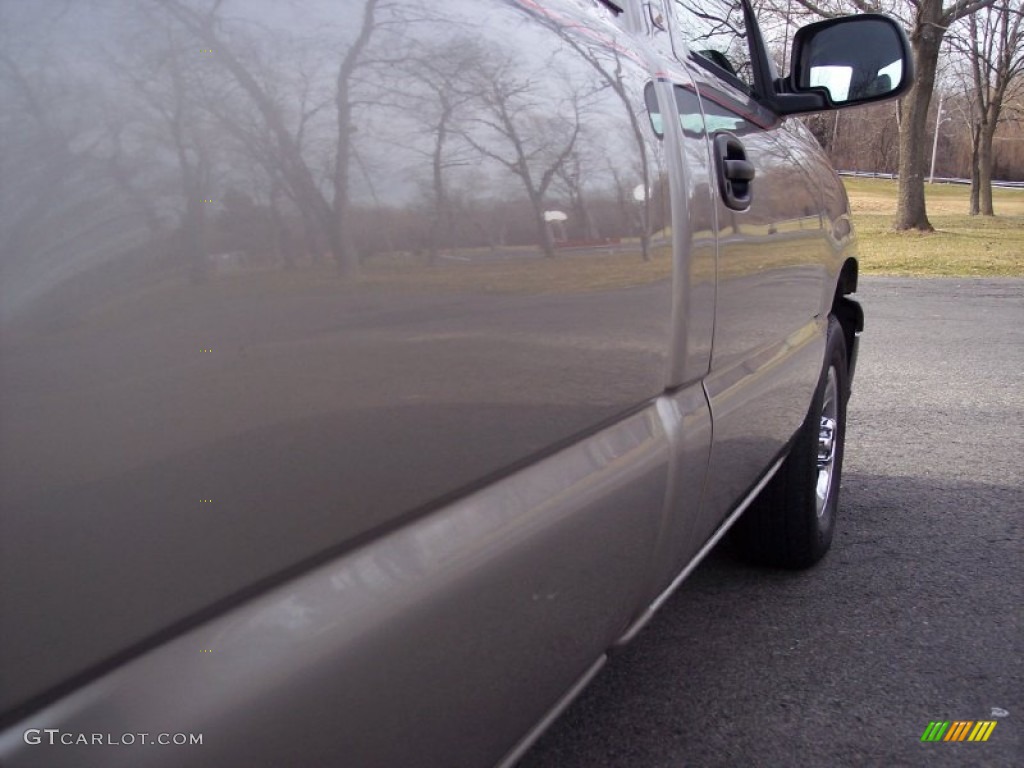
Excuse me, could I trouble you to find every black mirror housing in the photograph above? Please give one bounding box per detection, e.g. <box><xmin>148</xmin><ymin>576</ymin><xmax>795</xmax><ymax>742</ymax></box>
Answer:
<box><xmin>769</xmin><ymin>14</ymin><xmax>913</xmax><ymax>116</ymax></box>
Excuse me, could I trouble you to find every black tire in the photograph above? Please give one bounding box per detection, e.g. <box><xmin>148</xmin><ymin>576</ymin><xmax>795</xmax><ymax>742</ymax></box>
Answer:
<box><xmin>731</xmin><ymin>315</ymin><xmax>849</xmax><ymax>569</ymax></box>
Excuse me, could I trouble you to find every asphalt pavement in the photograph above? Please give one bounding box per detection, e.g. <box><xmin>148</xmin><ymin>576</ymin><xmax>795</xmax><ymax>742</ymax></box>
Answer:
<box><xmin>519</xmin><ymin>277</ymin><xmax>1023</xmax><ymax>768</ymax></box>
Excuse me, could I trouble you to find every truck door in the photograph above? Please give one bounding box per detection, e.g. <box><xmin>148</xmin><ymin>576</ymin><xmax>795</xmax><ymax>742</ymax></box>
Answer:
<box><xmin>633</xmin><ymin>9</ymin><xmax>719</xmax><ymax>585</ymax></box>
<box><xmin>0</xmin><ymin>1</ymin><xmax>682</xmax><ymax>762</ymax></box>
<box><xmin>664</xmin><ymin>0</ymin><xmax>829</xmax><ymax>524</ymax></box>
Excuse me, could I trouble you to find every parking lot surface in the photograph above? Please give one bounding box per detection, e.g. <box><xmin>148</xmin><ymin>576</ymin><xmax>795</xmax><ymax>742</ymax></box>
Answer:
<box><xmin>521</xmin><ymin>277</ymin><xmax>1023</xmax><ymax>768</ymax></box>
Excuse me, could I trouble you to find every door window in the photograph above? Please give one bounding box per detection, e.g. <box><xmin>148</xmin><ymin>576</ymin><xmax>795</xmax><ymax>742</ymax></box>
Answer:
<box><xmin>667</xmin><ymin>0</ymin><xmax>754</xmax><ymax>93</ymax></box>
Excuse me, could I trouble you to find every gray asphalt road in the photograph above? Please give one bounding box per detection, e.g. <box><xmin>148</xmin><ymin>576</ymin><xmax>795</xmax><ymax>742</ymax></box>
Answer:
<box><xmin>519</xmin><ymin>277</ymin><xmax>1023</xmax><ymax>768</ymax></box>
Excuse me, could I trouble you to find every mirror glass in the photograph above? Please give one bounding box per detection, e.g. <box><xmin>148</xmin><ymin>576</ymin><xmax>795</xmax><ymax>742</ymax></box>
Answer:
<box><xmin>798</xmin><ymin>19</ymin><xmax>905</xmax><ymax>104</ymax></box>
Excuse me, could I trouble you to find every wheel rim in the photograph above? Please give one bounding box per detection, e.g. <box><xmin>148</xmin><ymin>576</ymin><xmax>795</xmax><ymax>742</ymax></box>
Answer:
<box><xmin>816</xmin><ymin>367</ymin><xmax>839</xmax><ymax>518</ymax></box>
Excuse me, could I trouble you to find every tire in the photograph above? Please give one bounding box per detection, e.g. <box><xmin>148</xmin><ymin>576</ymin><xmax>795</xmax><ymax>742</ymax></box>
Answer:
<box><xmin>731</xmin><ymin>315</ymin><xmax>849</xmax><ymax>569</ymax></box>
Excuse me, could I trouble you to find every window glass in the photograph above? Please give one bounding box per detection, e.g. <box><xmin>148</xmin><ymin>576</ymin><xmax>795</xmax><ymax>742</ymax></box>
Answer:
<box><xmin>642</xmin><ymin>1</ymin><xmax>674</xmax><ymax>55</ymax></box>
<box><xmin>669</xmin><ymin>0</ymin><xmax>754</xmax><ymax>91</ymax></box>
<box><xmin>644</xmin><ymin>82</ymin><xmax>664</xmax><ymax>138</ymax></box>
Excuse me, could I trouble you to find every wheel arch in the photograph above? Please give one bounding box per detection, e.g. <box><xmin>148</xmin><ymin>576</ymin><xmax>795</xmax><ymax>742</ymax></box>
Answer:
<box><xmin>831</xmin><ymin>257</ymin><xmax>862</xmax><ymax>396</ymax></box>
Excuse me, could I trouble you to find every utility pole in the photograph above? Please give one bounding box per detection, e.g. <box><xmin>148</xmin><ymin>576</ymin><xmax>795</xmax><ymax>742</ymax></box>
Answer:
<box><xmin>929</xmin><ymin>92</ymin><xmax>944</xmax><ymax>184</ymax></box>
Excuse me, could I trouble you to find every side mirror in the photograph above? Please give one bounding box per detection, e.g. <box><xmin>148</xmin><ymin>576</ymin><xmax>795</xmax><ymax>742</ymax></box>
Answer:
<box><xmin>771</xmin><ymin>14</ymin><xmax>913</xmax><ymax>115</ymax></box>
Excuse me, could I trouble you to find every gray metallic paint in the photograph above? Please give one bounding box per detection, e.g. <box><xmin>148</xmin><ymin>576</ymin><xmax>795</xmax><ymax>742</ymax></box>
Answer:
<box><xmin>1</xmin><ymin>405</ymin><xmax>673</xmax><ymax>768</ymax></box>
<box><xmin>1</xmin><ymin>0</ymin><xmax>675</xmax><ymax>714</ymax></box>
<box><xmin>0</xmin><ymin>0</ymin><xmax>867</xmax><ymax>765</ymax></box>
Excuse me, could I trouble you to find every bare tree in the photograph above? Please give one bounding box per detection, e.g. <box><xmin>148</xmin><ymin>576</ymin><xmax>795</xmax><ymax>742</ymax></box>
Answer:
<box><xmin>0</xmin><ymin>51</ymin><xmax>88</xmax><ymax>268</ymax></box>
<box><xmin>554</xmin><ymin>150</ymin><xmax>602</xmax><ymax>241</ymax></box>
<box><xmin>330</xmin><ymin>0</ymin><xmax>384</xmax><ymax>275</ymax></box>
<box><xmin>777</xmin><ymin>0</ymin><xmax>996</xmax><ymax>230</ymax></box>
<box><xmin>519</xmin><ymin>8</ymin><xmax>658</xmax><ymax>258</ymax></box>
<box><xmin>398</xmin><ymin>41</ymin><xmax>480</xmax><ymax>263</ymax></box>
<box><xmin>195</xmin><ymin>47</ymin><xmax>332</xmax><ymax>267</ymax></box>
<box><xmin>0</xmin><ymin>41</ymin><xmax>161</xmax><ymax>306</ymax></box>
<box><xmin>461</xmin><ymin>57</ymin><xmax>585</xmax><ymax>259</ymax></box>
<box><xmin>122</xmin><ymin>33</ymin><xmax>217</xmax><ymax>283</ymax></box>
<box><xmin>158</xmin><ymin>0</ymin><xmax>389</xmax><ymax>277</ymax></box>
<box><xmin>949</xmin><ymin>1</ymin><xmax>1024</xmax><ymax>214</ymax></box>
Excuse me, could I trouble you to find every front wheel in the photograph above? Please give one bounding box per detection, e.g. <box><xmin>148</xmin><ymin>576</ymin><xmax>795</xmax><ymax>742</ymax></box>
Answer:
<box><xmin>731</xmin><ymin>315</ymin><xmax>849</xmax><ymax>569</ymax></box>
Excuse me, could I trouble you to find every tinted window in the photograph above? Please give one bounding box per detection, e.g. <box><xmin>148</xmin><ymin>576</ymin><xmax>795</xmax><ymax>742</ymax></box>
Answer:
<box><xmin>645</xmin><ymin>81</ymin><xmax>664</xmax><ymax>137</ymax></box>
<box><xmin>669</xmin><ymin>0</ymin><xmax>753</xmax><ymax>91</ymax></box>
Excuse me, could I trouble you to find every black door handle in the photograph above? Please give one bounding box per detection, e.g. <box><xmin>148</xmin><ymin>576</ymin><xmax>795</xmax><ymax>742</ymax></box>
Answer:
<box><xmin>714</xmin><ymin>132</ymin><xmax>755</xmax><ymax>211</ymax></box>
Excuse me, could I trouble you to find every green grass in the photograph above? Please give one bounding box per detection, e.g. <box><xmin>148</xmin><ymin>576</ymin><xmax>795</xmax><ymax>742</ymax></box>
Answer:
<box><xmin>843</xmin><ymin>178</ymin><xmax>1024</xmax><ymax>276</ymax></box>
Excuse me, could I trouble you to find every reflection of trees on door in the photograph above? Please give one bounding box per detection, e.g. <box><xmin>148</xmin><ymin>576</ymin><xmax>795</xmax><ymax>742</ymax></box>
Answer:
<box><xmin>158</xmin><ymin>0</ymin><xmax>387</xmax><ymax>276</ymax></box>
<box><xmin>460</xmin><ymin>52</ymin><xmax>587</xmax><ymax>258</ymax></box>
<box><xmin>401</xmin><ymin>41</ymin><xmax>481</xmax><ymax>263</ymax></box>
<box><xmin>0</xmin><ymin>35</ymin><xmax>161</xmax><ymax>297</ymax></box>
<box><xmin>123</xmin><ymin>30</ymin><xmax>216</xmax><ymax>283</ymax></box>
<box><xmin>554</xmin><ymin>150</ymin><xmax>602</xmax><ymax>241</ymax></box>
<box><xmin>524</xmin><ymin>9</ymin><xmax>659</xmax><ymax>259</ymax></box>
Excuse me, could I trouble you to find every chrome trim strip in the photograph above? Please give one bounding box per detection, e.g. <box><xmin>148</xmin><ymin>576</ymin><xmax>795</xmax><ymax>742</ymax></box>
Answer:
<box><xmin>494</xmin><ymin>655</ymin><xmax>607</xmax><ymax>768</ymax></box>
<box><xmin>613</xmin><ymin>451</ymin><xmax>787</xmax><ymax>647</ymax></box>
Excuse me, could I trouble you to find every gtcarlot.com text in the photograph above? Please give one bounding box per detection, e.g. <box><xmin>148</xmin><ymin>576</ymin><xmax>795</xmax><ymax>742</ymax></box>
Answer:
<box><xmin>23</xmin><ymin>729</ymin><xmax>203</xmax><ymax>747</ymax></box>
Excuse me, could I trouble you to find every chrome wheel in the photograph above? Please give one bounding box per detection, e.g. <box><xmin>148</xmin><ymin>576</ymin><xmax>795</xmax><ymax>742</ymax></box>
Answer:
<box><xmin>815</xmin><ymin>367</ymin><xmax>839</xmax><ymax>517</ymax></box>
<box><xmin>731</xmin><ymin>314</ymin><xmax>849</xmax><ymax>568</ymax></box>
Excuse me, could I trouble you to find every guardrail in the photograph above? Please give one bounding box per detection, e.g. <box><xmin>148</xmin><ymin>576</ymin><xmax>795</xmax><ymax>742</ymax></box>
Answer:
<box><xmin>837</xmin><ymin>171</ymin><xmax>1024</xmax><ymax>189</ymax></box>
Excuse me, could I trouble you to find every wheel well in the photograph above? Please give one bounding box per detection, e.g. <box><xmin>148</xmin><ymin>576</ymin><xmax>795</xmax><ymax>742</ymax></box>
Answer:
<box><xmin>831</xmin><ymin>258</ymin><xmax>861</xmax><ymax>381</ymax></box>
<box><xmin>836</xmin><ymin>257</ymin><xmax>858</xmax><ymax>297</ymax></box>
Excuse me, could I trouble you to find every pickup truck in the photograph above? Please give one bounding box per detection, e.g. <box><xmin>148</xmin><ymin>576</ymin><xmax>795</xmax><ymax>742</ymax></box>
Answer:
<box><xmin>0</xmin><ymin>1</ymin><xmax>911</xmax><ymax>766</ymax></box>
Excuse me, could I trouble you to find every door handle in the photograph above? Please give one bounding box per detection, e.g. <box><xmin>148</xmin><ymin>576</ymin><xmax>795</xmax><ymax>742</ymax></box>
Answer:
<box><xmin>714</xmin><ymin>132</ymin><xmax>754</xmax><ymax>211</ymax></box>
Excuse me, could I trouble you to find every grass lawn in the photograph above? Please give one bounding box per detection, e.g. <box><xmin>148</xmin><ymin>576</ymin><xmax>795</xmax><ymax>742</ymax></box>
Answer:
<box><xmin>843</xmin><ymin>177</ymin><xmax>1024</xmax><ymax>277</ymax></box>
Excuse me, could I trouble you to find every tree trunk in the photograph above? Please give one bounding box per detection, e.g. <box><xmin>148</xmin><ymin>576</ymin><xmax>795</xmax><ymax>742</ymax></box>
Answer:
<box><xmin>330</xmin><ymin>193</ymin><xmax>359</xmax><ymax>278</ymax></box>
<box><xmin>529</xmin><ymin>194</ymin><xmax>556</xmax><ymax>258</ymax></box>
<box><xmin>270</xmin><ymin>203</ymin><xmax>293</xmax><ymax>270</ymax></box>
<box><xmin>978</xmin><ymin>125</ymin><xmax>996</xmax><ymax>215</ymax></box>
<box><xmin>184</xmin><ymin>192</ymin><xmax>208</xmax><ymax>284</ymax></box>
<box><xmin>577</xmin><ymin>194</ymin><xmax>600</xmax><ymax>241</ymax></box>
<box><xmin>427</xmin><ymin>113</ymin><xmax>450</xmax><ymax>266</ymax></box>
<box><xmin>332</xmin><ymin>95</ymin><xmax>360</xmax><ymax>278</ymax></box>
<box><xmin>894</xmin><ymin>5</ymin><xmax>944</xmax><ymax>232</ymax></box>
<box><xmin>969</xmin><ymin>161</ymin><xmax>981</xmax><ymax>215</ymax></box>
<box><xmin>969</xmin><ymin>123</ymin><xmax>981</xmax><ymax>215</ymax></box>
<box><xmin>329</xmin><ymin>0</ymin><xmax>379</xmax><ymax>278</ymax></box>
<box><xmin>161</xmin><ymin>0</ymin><xmax>338</xmax><ymax>273</ymax></box>
<box><xmin>638</xmin><ymin>204</ymin><xmax>651</xmax><ymax>261</ymax></box>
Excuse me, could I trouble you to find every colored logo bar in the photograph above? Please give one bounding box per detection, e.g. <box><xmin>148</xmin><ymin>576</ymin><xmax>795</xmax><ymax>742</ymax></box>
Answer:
<box><xmin>921</xmin><ymin>721</ymin><xmax>997</xmax><ymax>742</ymax></box>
